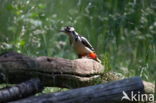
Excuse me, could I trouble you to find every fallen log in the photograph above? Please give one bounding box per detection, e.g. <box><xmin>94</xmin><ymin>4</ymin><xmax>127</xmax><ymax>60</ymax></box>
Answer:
<box><xmin>10</xmin><ymin>77</ymin><xmax>145</xmax><ymax>103</ymax></box>
<box><xmin>0</xmin><ymin>78</ymin><xmax>43</xmax><ymax>103</ymax></box>
<box><xmin>0</xmin><ymin>52</ymin><xmax>104</xmax><ymax>88</ymax></box>
<box><xmin>0</xmin><ymin>52</ymin><xmax>154</xmax><ymax>92</ymax></box>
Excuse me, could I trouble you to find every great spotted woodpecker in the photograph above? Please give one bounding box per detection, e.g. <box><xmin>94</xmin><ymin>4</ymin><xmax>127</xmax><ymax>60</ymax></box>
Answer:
<box><xmin>60</xmin><ymin>26</ymin><xmax>101</xmax><ymax>63</ymax></box>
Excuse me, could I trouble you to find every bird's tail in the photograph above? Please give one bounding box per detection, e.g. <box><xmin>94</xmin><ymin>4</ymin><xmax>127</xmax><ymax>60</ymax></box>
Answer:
<box><xmin>95</xmin><ymin>57</ymin><xmax>101</xmax><ymax>63</ymax></box>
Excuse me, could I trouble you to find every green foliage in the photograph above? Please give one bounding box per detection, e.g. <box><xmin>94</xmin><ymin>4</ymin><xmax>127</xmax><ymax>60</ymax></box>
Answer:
<box><xmin>102</xmin><ymin>53</ymin><xmax>112</xmax><ymax>72</ymax></box>
<box><xmin>0</xmin><ymin>0</ymin><xmax>155</xmax><ymax>85</ymax></box>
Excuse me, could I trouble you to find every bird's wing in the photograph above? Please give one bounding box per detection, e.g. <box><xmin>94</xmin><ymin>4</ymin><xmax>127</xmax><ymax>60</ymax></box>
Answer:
<box><xmin>80</xmin><ymin>36</ymin><xmax>95</xmax><ymax>51</ymax></box>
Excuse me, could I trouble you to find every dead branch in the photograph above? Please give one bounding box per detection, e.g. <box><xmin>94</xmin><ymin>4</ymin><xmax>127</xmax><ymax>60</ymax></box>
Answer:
<box><xmin>11</xmin><ymin>77</ymin><xmax>145</xmax><ymax>103</ymax></box>
<box><xmin>0</xmin><ymin>78</ymin><xmax>43</xmax><ymax>103</ymax></box>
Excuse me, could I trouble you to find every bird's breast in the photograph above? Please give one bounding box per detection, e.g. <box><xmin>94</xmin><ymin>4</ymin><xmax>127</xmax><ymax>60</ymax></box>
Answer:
<box><xmin>73</xmin><ymin>41</ymin><xmax>92</xmax><ymax>55</ymax></box>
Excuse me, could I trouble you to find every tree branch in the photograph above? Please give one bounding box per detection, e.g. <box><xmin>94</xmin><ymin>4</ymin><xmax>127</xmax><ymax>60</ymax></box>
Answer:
<box><xmin>11</xmin><ymin>77</ymin><xmax>145</xmax><ymax>103</ymax></box>
<box><xmin>0</xmin><ymin>78</ymin><xmax>43</xmax><ymax>103</ymax></box>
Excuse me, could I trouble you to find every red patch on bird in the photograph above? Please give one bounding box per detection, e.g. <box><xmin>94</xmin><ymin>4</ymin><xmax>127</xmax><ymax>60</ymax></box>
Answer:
<box><xmin>89</xmin><ymin>52</ymin><xmax>97</xmax><ymax>59</ymax></box>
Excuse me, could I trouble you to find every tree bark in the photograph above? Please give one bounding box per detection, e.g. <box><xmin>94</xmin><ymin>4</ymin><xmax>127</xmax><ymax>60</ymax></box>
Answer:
<box><xmin>0</xmin><ymin>52</ymin><xmax>154</xmax><ymax>92</ymax></box>
<box><xmin>0</xmin><ymin>78</ymin><xmax>43</xmax><ymax>103</ymax></box>
<box><xmin>0</xmin><ymin>52</ymin><xmax>155</xmax><ymax>102</ymax></box>
<box><xmin>10</xmin><ymin>77</ymin><xmax>145</xmax><ymax>103</ymax></box>
<box><xmin>0</xmin><ymin>52</ymin><xmax>105</xmax><ymax>88</ymax></box>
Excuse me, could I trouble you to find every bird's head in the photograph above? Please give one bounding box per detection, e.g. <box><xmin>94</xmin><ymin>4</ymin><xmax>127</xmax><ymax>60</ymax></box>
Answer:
<box><xmin>60</xmin><ymin>26</ymin><xmax>75</xmax><ymax>35</ymax></box>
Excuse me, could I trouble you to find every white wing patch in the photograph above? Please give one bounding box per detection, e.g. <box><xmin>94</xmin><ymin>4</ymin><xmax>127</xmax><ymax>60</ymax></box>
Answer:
<box><xmin>80</xmin><ymin>36</ymin><xmax>95</xmax><ymax>51</ymax></box>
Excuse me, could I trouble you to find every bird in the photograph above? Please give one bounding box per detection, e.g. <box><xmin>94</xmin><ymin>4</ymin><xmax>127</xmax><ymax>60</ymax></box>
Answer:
<box><xmin>60</xmin><ymin>26</ymin><xmax>101</xmax><ymax>63</ymax></box>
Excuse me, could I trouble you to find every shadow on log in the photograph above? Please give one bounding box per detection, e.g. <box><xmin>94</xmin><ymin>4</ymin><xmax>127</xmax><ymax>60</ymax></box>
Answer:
<box><xmin>11</xmin><ymin>77</ymin><xmax>146</xmax><ymax>103</ymax></box>
<box><xmin>0</xmin><ymin>78</ymin><xmax>43</xmax><ymax>103</ymax></box>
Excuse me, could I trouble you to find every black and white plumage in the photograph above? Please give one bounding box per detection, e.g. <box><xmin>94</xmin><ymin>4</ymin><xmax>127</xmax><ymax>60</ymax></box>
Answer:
<box><xmin>80</xmin><ymin>36</ymin><xmax>95</xmax><ymax>52</ymax></box>
<box><xmin>60</xmin><ymin>26</ymin><xmax>101</xmax><ymax>63</ymax></box>
<box><xmin>71</xmin><ymin>30</ymin><xmax>95</xmax><ymax>52</ymax></box>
